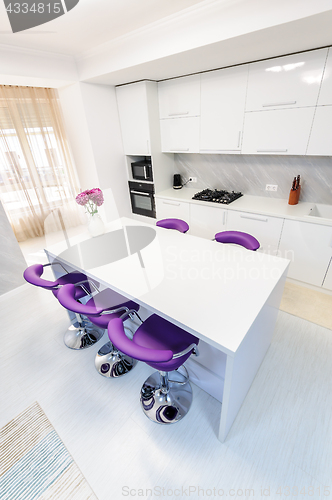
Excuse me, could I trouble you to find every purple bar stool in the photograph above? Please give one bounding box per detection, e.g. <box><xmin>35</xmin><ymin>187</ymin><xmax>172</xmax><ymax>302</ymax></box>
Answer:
<box><xmin>156</xmin><ymin>218</ymin><xmax>189</xmax><ymax>233</ymax></box>
<box><xmin>23</xmin><ymin>263</ymin><xmax>104</xmax><ymax>349</ymax></box>
<box><xmin>214</xmin><ymin>231</ymin><xmax>260</xmax><ymax>251</ymax></box>
<box><xmin>57</xmin><ymin>283</ymin><xmax>141</xmax><ymax>378</ymax></box>
<box><xmin>108</xmin><ymin>314</ymin><xmax>199</xmax><ymax>424</ymax></box>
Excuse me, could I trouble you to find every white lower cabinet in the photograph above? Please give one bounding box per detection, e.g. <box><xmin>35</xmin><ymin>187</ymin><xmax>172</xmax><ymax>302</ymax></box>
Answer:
<box><xmin>226</xmin><ymin>210</ymin><xmax>284</xmax><ymax>254</ymax></box>
<box><xmin>155</xmin><ymin>197</ymin><xmax>190</xmax><ymax>223</ymax></box>
<box><xmin>323</xmin><ymin>258</ymin><xmax>332</xmax><ymax>291</ymax></box>
<box><xmin>278</xmin><ymin>219</ymin><xmax>332</xmax><ymax>286</ymax></box>
<box><xmin>190</xmin><ymin>203</ymin><xmax>227</xmax><ymax>239</ymax></box>
<box><xmin>160</xmin><ymin>117</ymin><xmax>200</xmax><ymax>153</ymax></box>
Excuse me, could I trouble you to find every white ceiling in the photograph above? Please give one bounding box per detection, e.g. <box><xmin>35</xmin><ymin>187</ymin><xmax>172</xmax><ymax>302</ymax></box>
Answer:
<box><xmin>1</xmin><ymin>0</ymin><xmax>332</xmax><ymax>86</ymax></box>
<box><xmin>0</xmin><ymin>0</ymin><xmax>206</xmax><ymax>55</ymax></box>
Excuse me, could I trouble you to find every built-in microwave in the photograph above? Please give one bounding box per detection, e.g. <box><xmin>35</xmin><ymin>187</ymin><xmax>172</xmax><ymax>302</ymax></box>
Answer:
<box><xmin>131</xmin><ymin>159</ymin><xmax>153</xmax><ymax>182</ymax></box>
<box><xmin>128</xmin><ymin>181</ymin><xmax>156</xmax><ymax>218</ymax></box>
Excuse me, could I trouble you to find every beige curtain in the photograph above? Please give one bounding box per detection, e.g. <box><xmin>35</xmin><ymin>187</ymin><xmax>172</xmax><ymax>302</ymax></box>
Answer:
<box><xmin>0</xmin><ymin>85</ymin><xmax>83</xmax><ymax>241</ymax></box>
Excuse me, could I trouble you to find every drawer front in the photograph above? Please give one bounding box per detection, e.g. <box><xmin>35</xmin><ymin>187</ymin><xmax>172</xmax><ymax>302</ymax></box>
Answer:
<box><xmin>155</xmin><ymin>198</ymin><xmax>190</xmax><ymax>223</ymax></box>
<box><xmin>190</xmin><ymin>203</ymin><xmax>227</xmax><ymax>239</ymax></box>
<box><xmin>226</xmin><ymin>211</ymin><xmax>284</xmax><ymax>255</ymax></box>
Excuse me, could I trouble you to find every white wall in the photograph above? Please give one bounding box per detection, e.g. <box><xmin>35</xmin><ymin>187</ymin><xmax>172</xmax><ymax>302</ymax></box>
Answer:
<box><xmin>0</xmin><ymin>200</ymin><xmax>26</xmax><ymax>295</ymax></box>
<box><xmin>58</xmin><ymin>82</ymin><xmax>131</xmax><ymax>222</ymax></box>
<box><xmin>77</xmin><ymin>0</ymin><xmax>332</xmax><ymax>84</ymax></box>
<box><xmin>0</xmin><ymin>45</ymin><xmax>78</xmax><ymax>87</ymax></box>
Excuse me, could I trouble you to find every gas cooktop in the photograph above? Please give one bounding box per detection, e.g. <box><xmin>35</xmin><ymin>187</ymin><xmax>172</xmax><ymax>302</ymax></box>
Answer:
<box><xmin>192</xmin><ymin>189</ymin><xmax>243</xmax><ymax>205</ymax></box>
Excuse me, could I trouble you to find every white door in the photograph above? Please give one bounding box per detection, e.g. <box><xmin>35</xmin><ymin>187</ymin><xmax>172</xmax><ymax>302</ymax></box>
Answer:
<box><xmin>190</xmin><ymin>203</ymin><xmax>227</xmax><ymax>239</ymax></box>
<box><xmin>158</xmin><ymin>74</ymin><xmax>200</xmax><ymax>118</ymax></box>
<box><xmin>246</xmin><ymin>48</ymin><xmax>328</xmax><ymax>111</ymax></box>
<box><xmin>160</xmin><ymin>117</ymin><xmax>200</xmax><ymax>153</ymax></box>
<box><xmin>200</xmin><ymin>65</ymin><xmax>248</xmax><ymax>153</ymax></box>
<box><xmin>278</xmin><ymin>219</ymin><xmax>332</xmax><ymax>286</ymax></box>
<box><xmin>322</xmin><ymin>258</ymin><xmax>332</xmax><ymax>291</ymax></box>
<box><xmin>317</xmin><ymin>48</ymin><xmax>332</xmax><ymax>105</ymax></box>
<box><xmin>307</xmin><ymin>106</ymin><xmax>332</xmax><ymax>156</ymax></box>
<box><xmin>226</xmin><ymin>210</ymin><xmax>284</xmax><ymax>255</ymax></box>
<box><xmin>155</xmin><ymin>198</ymin><xmax>190</xmax><ymax>223</ymax></box>
<box><xmin>116</xmin><ymin>83</ymin><xmax>150</xmax><ymax>155</ymax></box>
<box><xmin>242</xmin><ymin>107</ymin><xmax>315</xmax><ymax>155</ymax></box>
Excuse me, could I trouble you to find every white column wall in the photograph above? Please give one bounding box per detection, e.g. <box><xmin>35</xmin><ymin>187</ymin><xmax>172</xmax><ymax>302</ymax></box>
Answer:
<box><xmin>58</xmin><ymin>82</ymin><xmax>131</xmax><ymax>223</ymax></box>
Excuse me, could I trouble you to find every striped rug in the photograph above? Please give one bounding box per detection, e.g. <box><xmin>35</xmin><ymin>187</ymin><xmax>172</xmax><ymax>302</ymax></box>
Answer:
<box><xmin>0</xmin><ymin>402</ymin><xmax>97</xmax><ymax>500</ymax></box>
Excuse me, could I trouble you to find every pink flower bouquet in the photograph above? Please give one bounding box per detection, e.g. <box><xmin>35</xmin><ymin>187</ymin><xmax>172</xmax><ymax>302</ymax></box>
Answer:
<box><xmin>76</xmin><ymin>188</ymin><xmax>104</xmax><ymax>216</ymax></box>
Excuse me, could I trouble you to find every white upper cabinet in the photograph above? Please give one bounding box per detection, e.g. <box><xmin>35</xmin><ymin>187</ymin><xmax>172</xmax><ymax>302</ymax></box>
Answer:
<box><xmin>242</xmin><ymin>107</ymin><xmax>315</xmax><ymax>155</ymax></box>
<box><xmin>318</xmin><ymin>48</ymin><xmax>332</xmax><ymax>105</ymax></box>
<box><xmin>245</xmin><ymin>49</ymin><xmax>328</xmax><ymax>111</ymax></box>
<box><xmin>200</xmin><ymin>65</ymin><xmax>248</xmax><ymax>153</ymax></box>
<box><xmin>307</xmin><ymin>106</ymin><xmax>332</xmax><ymax>156</ymax></box>
<box><xmin>160</xmin><ymin>117</ymin><xmax>200</xmax><ymax>153</ymax></box>
<box><xmin>158</xmin><ymin>75</ymin><xmax>200</xmax><ymax>119</ymax></box>
<box><xmin>116</xmin><ymin>82</ymin><xmax>151</xmax><ymax>155</ymax></box>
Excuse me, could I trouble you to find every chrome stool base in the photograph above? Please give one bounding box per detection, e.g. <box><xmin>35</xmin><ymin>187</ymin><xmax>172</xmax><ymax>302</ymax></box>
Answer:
<box><xmin>64</xmin><ymin>320</ymin><xmax>104</xmax><ymax>350</ymax></box>
<box><xmin>95</xmin><ymin>341</ymin><xmax>137</xmax><ymax>378</ymax></box>
<box><xmin>140</xmin><ymin>369</ymin><xmax>193</xmax><ymax>424</ymax></box>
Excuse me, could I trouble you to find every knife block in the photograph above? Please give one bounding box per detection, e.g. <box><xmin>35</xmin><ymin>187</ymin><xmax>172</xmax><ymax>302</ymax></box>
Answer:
<box><xmin>288</xmin><ymin>186</ymin><xmax>300</xmax><ymax>205</ymax></box>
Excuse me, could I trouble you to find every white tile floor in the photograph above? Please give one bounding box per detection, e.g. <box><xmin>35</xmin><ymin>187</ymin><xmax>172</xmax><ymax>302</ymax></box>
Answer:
<box><xmin>1</xmin><ymin>282</ymin><xmax>332</xmax><ymax>500</ymax></box>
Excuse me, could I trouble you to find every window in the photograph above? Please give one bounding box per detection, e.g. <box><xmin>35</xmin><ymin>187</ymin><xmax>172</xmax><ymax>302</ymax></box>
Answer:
<box><xmin>0</xmin><ymin>85</ymin><xmax>81</xmax><ymax>241</ymax></box>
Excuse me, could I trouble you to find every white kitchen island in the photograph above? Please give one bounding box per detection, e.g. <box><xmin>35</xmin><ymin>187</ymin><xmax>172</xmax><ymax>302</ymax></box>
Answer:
<box><xmin>45</xmin><ymin>217</ymin><xmax>289</xmax><ymax>442</ymax></box>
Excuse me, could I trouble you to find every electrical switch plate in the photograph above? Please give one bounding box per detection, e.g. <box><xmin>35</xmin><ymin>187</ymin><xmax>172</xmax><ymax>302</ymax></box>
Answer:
<box><xmin>266</xmin><ymin>184</ymin><xmax>278</xmax><ymax>191</ymax></box>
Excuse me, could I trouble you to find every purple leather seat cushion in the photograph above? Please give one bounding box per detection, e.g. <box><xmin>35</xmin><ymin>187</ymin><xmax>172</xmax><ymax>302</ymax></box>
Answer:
<box><xmin>215</xmin><ymin>230</ymin><xmax>260</xmax><ymax>251</ymax></box>
<box><xmin>133</xmin><ymin>314</ymin><xmax>199</xmax><ymax>371</ymax></box>
<box><xmin>156</xmin><ymin>218</ymin><xmax>189</xmax><ymax>233</ymax></box>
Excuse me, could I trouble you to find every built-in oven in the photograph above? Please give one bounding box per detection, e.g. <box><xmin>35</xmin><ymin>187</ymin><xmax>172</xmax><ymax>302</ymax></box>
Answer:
<box><xmin>131</xmin><ymin>159</ymin><xmax>153</xmax><ymax>182</ymax></box>
<box><xmin>128</xmin><ymin>181</ymin><xmax>156</xmax><ymax>218</ymax></box>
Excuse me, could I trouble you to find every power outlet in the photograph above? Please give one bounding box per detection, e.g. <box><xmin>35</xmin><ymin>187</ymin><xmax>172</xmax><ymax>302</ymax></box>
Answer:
<box><xmin>189</xmin><ymin>177</ymin><xmax>197</xmax><ymax>183</ymax></box>
<box><xmin>266</xmin><ymin>184</ymin><xmax>278</xmax><ymax>192</ymax></box>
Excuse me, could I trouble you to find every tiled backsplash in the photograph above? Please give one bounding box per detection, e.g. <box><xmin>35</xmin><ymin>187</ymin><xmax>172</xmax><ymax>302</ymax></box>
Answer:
<box><xmin>175</xmin><ymin>154</ymin><xmax>332</xmax><ymax>204</ymax></box>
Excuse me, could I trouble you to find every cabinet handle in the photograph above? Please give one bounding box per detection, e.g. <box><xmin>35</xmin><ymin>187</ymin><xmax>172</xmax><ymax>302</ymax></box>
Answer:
<box><xmin>200</xmin><ymin>149</ymin><xmax>238</xmax><ymax>152</ymax></box>
<box><xmin>257</xmin><ymin>149</ymin><xmax>288</xmax><ymax>153</ymax></box>
<box><xmin>131</xmin><ymin>191</ymin><xmax>150</xmax><ymax>196</ymax></box>
<box><xmin>237</xmin><ymin>131</ymin><xmax>242</xmax><ymax>148</ymax></box>
<box><xmin>168</xmin><ymin>112</ymin><xmax>189</xmax><ymax>117</ymax></box>
<box><xmin>262</xmin><ymin>101</ymin><xmax>297</xmax><ymax>107</ymax></box>
<box><xmin>240</xmin><ymin>214</ymin><xmax>268</xmax><ymax>222</ymax></box>
<box><xmin>223</xmin><ymin>211</ymin><xmax>227</xmax><ymax>225</ymax></box>
<box><xmin>162</xmin><ymin>201</ymin><xmax>180</xmax><ymax>206</ymax></box>
<box><xmin>169</xmin><ymin>148</ymin><xmax>190</xmax><ymax>152</ymax></box>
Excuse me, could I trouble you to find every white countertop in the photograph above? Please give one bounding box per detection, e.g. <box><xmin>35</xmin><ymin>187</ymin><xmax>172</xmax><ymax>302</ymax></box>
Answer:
<box><xmin>45</xmin><ymin>217</ymin><xmax>289</xmax><ymax>356</ymax></box>
<box><xmin>156</xmin><ymin>187</ymin><xmax>332</xmax><ymax>226</ymax></box>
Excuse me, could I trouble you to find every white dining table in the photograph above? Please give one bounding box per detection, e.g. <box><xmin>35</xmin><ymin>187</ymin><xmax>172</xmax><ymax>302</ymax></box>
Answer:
<box><xmin>45</xmin><ymin>217</ymin><xmax>289</xmax><ymax>442</ymax></box>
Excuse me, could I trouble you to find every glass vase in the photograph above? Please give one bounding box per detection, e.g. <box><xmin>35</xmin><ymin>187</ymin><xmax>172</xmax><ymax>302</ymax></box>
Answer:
<box><xmin>88</xmin><ymin>213</ymin><xmax>105</xmax><ymax>237</ymax></box>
